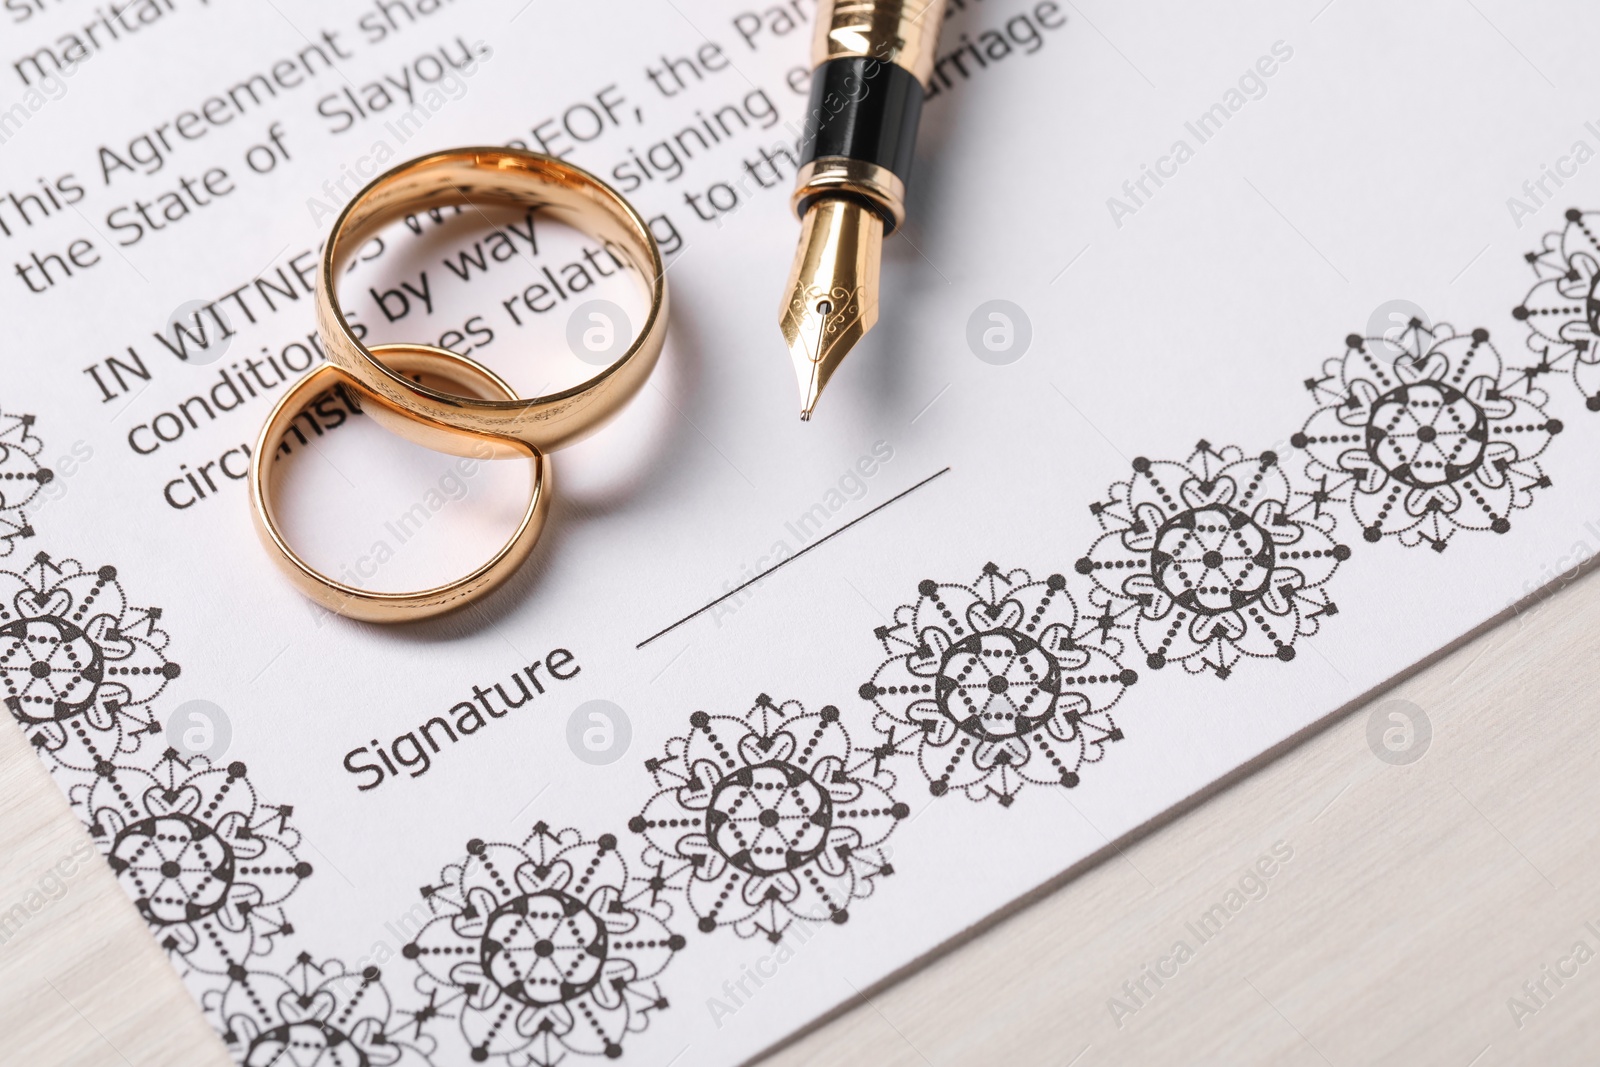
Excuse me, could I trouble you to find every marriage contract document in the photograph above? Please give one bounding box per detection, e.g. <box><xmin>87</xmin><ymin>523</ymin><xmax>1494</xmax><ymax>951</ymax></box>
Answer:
<box><xmin>1</xmin><ymin>0</ymin><xmax>1597</xmax><ymax>1063</ymax></box>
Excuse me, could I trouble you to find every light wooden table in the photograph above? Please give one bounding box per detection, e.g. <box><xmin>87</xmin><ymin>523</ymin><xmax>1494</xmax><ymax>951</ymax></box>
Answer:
<box><xmin>5</xmin><ymin>565</ymin><xmax>1597</xmax><ymax>1066</ymax></box>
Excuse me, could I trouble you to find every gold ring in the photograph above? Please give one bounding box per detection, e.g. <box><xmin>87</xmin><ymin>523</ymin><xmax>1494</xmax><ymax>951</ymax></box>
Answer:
<box><xmin>317</xmin><ymin>147</ymin><xmax>668</xmax><ymax>452</ymax></box>
<box><xmin>248</xmin><ymin>344</ymin><xmax>550</xmax><ymax>623</ymax></box>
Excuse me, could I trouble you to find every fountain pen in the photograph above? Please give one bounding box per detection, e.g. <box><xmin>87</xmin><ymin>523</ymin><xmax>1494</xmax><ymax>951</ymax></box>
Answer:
<box><xmin>780</xmin><ymin>0</ymin><xmax>946</xmax><ymax>419</ymax></box>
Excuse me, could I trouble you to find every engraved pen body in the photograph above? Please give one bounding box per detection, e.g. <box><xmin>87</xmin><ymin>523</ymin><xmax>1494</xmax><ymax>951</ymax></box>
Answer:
<box><xmin>779</xmin><ymin>0</ymin><xmax>946</xmax><ymax>419</ymax></box>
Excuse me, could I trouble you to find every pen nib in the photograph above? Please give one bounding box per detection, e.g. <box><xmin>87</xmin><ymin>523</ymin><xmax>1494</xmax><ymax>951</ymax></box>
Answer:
<box><xmin>778</xmin><ymin>196</ymin><xmax>883</xmax><ymax>420</ymax></box>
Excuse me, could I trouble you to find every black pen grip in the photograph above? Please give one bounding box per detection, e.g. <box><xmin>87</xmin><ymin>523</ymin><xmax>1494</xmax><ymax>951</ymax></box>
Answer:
<box><xmin>799</xmin><ymin>56</ymin><xmax>925</xmax><ymax>182</ymax></box>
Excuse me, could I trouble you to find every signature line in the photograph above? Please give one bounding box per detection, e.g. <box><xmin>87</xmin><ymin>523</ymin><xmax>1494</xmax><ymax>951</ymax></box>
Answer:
<box><xmin>636</xmin><ymin>467</ymin><xmax>952</xmax><ymax>648</ymax></box>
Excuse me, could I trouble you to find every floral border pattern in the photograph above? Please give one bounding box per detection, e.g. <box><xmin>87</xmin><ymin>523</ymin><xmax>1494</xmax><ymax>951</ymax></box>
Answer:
<box><xmin>403</xmin><ymin>822</ymin><xmax>680</xmax><ymax>1065</ymax></box>
<box><xmin>632</xmin><ymin>694</ymin><xmax>904</xmax><ymax>937</ymax></box>
<box><xmin>1515</xmin><ymin>207</ymin><xmax>1600</xmax><ymax>410</ymax></box>
<box><xmin>0</xmin><ymin>407</ymin><xmax>50</xmax><ymax>558</ymax></box>
<box><xmin>1080</xmin><ymin>444</ymin><xmax>1346</xmax><ymax>678</ymax></box>
<box><xmin>7</xmin><ymin>545</ymin><xmax>437</xmax><ymax>1063</ymax></box>
<box><xmin>862</xmin><ymin>564</ymin><xmax>1132</xmax><ymax>803</ymax></box>
<box><xmin>1295</xmin><ymin>323</ymin><xmax>1559</xmax><ymax>551</ymax></box>
<box><xmin>6</xmin><ymin>207</ymin><xmax>1598</xmax><ymax>1063</ymax></box>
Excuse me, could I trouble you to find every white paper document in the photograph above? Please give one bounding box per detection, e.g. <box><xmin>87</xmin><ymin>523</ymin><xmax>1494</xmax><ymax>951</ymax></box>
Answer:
<box><xmin>2</xmin><ymin>0</ymin><xmax>1596</xmax><ymax>1063</ymax></box>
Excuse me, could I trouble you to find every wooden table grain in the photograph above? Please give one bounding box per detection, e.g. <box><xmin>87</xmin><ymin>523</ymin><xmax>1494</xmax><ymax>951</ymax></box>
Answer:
<box><xmin>4</xmin><ymin>566</ymin><xmax>1596</xmax><ymax>1066</ymax></box>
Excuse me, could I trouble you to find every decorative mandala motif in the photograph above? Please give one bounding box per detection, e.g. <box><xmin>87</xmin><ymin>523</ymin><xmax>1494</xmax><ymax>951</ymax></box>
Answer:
<box><xmin>1295</xmin><ymin>322</ymin><xmax>1559</xmax><ymax>550</ymax></box>
<box><xmin>0</xmin><ymin>408</ymin><xmax>50</xmax><ymax>556</ymax></box>
<box><xmin>211</xmin><ymin>953</ymin><xmax>436</xmax><ymax>1066</ymax></box>
<box><xmin>1081</xmin><ymin>443</ymin><xmax>1346</xmax><ymax>678</ymax></box>
<box><xmin>861</xmin><ymin>564</ymin><xmax>1132</xmax><ymax>805</ymax></box>
<box><xmin>1514</xmin><ymin>207</ymin><xmax>1600</xmax><ymax>409</ymax></box>
<box><xmin>81</xmin><ymin>747</ymin><xmax>309</xmax><ymax>975</ymax></box>
<box><xmin>404</xmin><ymin>822</ymin><xmax>678</xmax><ymax>1065</ymax></box>
<box><xmin>0</xmin><ymin>552</ymin><xmax>180</xmax><ymax>769</ymax></box>
<box><xmin>632</xmin><ymin>694</ymin><xmax>903</xmax><ymax>938</ymax></box>
<box><xmin>0</xmin><ymin>524</ymin><xmax>445</xmax><ymax>1060</ymax></box>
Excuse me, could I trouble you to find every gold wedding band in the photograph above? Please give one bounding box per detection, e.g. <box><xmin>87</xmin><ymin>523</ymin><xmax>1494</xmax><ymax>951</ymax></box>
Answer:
<box><xmin>317</xmin><ymin>147</ymin><xmax>668</xmax><ymax>452</ymax></box>
<box><xmin>248</xmin><ymin>345</ymin><xmax>550</xmax><ymax>623</ymax></box>
<box><xmin>258</xmin><ymin>148</ymin><xmax>663</xmax><ymax>621</ymax></box>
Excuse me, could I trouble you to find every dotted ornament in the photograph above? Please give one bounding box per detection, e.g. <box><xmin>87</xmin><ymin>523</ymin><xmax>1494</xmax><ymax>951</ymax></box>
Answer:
<box><xmin>0</xmin><ymin>408</ymin><xmax>51</xmax><ymax>556</ymax></box>
<box><xmin>0</xmin><ymin>533</ymin><xmax>445</xmax><ymax>1061</ymax></box>
<box><xmin>80</xmin><ymin>747</ymin><xmax>309</xmax><ymax>977</ymax></box>
<box><xmin>1081</xmin><ymin>443</ymin><xmax>1347</xmax><ymax>679</ymax></box>
<box><xmin>0</xmin><ymin>553</ymin><xmax>180</xmax><ymax>769</ymax></box>
<box><xmin>863</xmin><ymin>564</ymin><xmax>1133</xmax><ymax>805</ymax></box>
<box><xmin>1515</xmin><ymin>207</ymin><xmax>1600</xmax><ymax>410</ymax></box>
<box><xmin>1295</xmin><ymin>322</ymin><xmax>1559</xmax><ymax>551</ymax></box>
<box><xmin>210</xmin><ymin>953</ymin><xmax>436</xmax><ymax>1067</ymax></box>
<box><xmin>404</xmin><ymin>823</ymin><xmax>678</xmax><ymax>1065</ymax></box>
<box><xmin>632</xmin><ymin>694</ymin><xmax>903</xmax><ymax>939</ymax></box>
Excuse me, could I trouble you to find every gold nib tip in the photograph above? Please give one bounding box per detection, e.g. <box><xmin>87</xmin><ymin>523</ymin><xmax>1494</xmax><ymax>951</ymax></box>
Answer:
<box><xmin>799</xmin><ymin>378</ymin><xmax>821</xmax><ymax>421</ymax></box>
<box><xmin>778</xmin><ymin>197</ymin><xmax>883</xmax><ymax>422</ymax></box>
